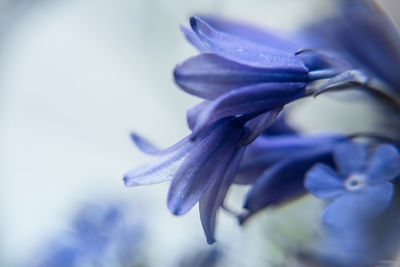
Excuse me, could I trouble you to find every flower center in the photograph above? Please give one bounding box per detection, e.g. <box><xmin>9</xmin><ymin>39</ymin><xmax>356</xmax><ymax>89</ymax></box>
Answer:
<box><xmin>345</xmin><ymin>173</ymin><xmax>365</xmax><ymax>191</ymax></box>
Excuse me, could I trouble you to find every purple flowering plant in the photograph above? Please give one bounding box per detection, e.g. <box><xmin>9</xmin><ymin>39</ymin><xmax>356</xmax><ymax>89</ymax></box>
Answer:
<box><xmin>124</xmin><ymin>0</ymin><xmax>400</xmax><ymax>265</ymax></box>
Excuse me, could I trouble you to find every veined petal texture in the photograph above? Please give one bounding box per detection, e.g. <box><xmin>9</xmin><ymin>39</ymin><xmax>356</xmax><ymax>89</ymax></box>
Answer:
<box><xmin>191</xmin><ymin>82</ymin><xmax>306</xmax><ymax>137</ymax></box>
<box><xmin>174</xmin><ymin>53</ymin><xmax>308</xmax><ymax>100</ymax></box>
<box><xmin>189</xmin><ymin>16</ymin><xmax>308</xmax><ymax>71</ymax></box>
<box><xmin>167</xmin><ymin>119</ymin><xmax>244</xmax><ymax>215</ymax></box>
<box><xmin>199</xmin><ymin>147</ymin><xmax>245</xmax><ymax>244</ymax></box>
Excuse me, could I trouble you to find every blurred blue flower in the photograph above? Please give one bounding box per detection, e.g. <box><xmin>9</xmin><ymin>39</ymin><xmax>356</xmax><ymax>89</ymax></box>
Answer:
<box><xmin>305</xmin><ymin>142</ymin><xmax>400</xmax><ymax>227</ymax></box>
<box><xmin>33</xmin><ymin>204</ymin><xmax>144</xmax><ymax>267</ymax></box>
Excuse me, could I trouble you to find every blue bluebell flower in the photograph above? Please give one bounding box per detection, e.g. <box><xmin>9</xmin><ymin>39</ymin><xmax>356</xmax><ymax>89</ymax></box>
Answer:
<box><xmin>305</xmin><ymin>142</ymin><xmax>400</xmax><ymax>227</ymax></box>
<box><xmin>175</xmin><ymin>16</ymin><xmax>349</xmax><ymax>137</ymax></box>
<box><xmin>239</xmin><ymin>133</ymin><xmax>347</xmax><ymax>224</ymax></box>
<box><xmin>33</xmin><ymin>204</ymin><xmax>144</xmax><ymax>267</ymax></box>
<box><xmin>125</xmin><ymin>117</ymin><xmax>246</xmax><ymax>244</ymax></box>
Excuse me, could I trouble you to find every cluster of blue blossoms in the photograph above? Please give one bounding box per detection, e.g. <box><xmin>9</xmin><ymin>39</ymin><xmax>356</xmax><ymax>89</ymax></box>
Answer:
<box><xmin>125</xmin><ymin>0</ymin><xmax>400</xmax><ymax>266</ymax></box>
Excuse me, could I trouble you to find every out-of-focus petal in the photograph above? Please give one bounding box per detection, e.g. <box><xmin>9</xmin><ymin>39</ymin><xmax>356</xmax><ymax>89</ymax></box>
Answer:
<box><xmin>180</xmin><ymin>26</ymin><xmax>210</xmax><ymax>52</ymax></box>
<box><xmin>323</xmin><ymin>182</ymin><xmax>394</xmax><ymax>227</ymax></box>
<box><xmin>174</xmin><ymin>53</ymin><xmax>306</xmax><ymax>100</ymax></box>
<box><xmin>199</xmin><ymin>147</ymin><xmax>244</xmax><ymax>244</ymax></box>
<box><xmin>261</xmin><ymin>112</ymin><xmax>298</xmax><ymax>136</ymax></box>
<box><xmin>240</xmin><ymin>147</ymin><xmax>334</xmax><ymax>224</ymax></box>
<box><xmin>333</xmin><ymin>142</ymin><xmax>368</xmax><ymax>176</ymax></box>
<box><xmin>187</xmin><ymin>101</ymin><xmax>210</xmax><ymax>130</ymax></box>
<box><xmin>305</xmin><ymin>163</ymin><xmax>345</xmax><ymax>199</ymax></box>
<box><xmin>365</xmin><ymin>144</ymin><xmax>400</xmax><ymax>183</ymax></box>
<box><xmin>130</xmin><ymin>132</ymin><xmax>192</xmax><ymax>156</ymax></box>
<box><xmin>189</xmin><ymin>16</ymin><xmax>308</xmax><ymax>71</ymax></box>
<box><xmin>236</xmin><ymin>134</ymin><xmax>346</xmax><ymax>184</ymax></box>
<box><xmin>338</xmin><ymin>0</ymin><xmax>400</xmax><ymax>89</ymax></box>
<box><xmin>192</xmin><ymin>82</ymin><xmax>305</xmax><ymax>137</ymax></box>
<box><xmin>239</xmin><ymin>107</ymin><xmax>282</xmax><ymax>147</ymax></box>
<box><xmin>167</xmin><ymin>119</ymin><xmax>243</xmax><ymax>215</ymax></box>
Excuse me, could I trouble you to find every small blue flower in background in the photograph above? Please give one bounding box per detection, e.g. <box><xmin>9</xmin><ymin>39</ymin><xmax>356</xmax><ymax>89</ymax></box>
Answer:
<box><xmin>305</xmin><ymin>142</ymin><xmax>400</xmax><ymax>227</ymax></box>
<box><xmin>33</xmin><ymin>204</ymin><xmax>144</xmax><ymax>267</ymax></box>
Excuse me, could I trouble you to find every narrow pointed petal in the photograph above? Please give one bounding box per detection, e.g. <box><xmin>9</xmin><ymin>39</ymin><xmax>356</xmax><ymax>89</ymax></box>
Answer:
<box><xmin>323</xmin><ymin>182</ymin><xmax>394</xmax><ymax>227</ymax></box>
<box><xmin>239</xmin><ymin>107</ymin><xmax>282</xmax><ymax>147</ymax></box>
<box><xmin>192</xmin><ymin>82</ymin><xmax>305</xmax><ymax>137</ymax></box>
<box><xmin>189</xmin><ymin>16</ymin><xmax>308</xmax><ymax>71</ymax></box>
<box><xmin>366</xmin><ymin>144</ymin><xmax>400</xmax><ymax>183</ymax></box>
<box><xmin>167</xmin><ymin>120</ymin><xmax>243</xmax><ymax>215</ymax></box>
<box><xmin>130</xmin><ymin>133</ymin><xmax>161</xmax><ymax>155</ymax></box>
<box><xmin>261</xmin><ymin>113</ymin><xmax>298</xmax><ymax>136</ymax></box>
<box><xmin>333</xmin><ymin>142</ymin><xmax>368</xmax><ymax>176</ymax></box>
<box><xmin>174</xmin><ymin>54</ymin><xmax>306</xmax><ymax>100</ymax></box>
<box><xmin>130</xmin><ymin>132</ymin><xmax>192</xmax><ymax>156</ymax></box>
<box><xmin>199</xmin><ymin>147</ymin><xmax>244</xmax><ymax>244</ymax></box>
<box><xmin>124</xmin><ymin>141</ymin><xmax>194</xmax><ymax>187</ymax></box>
<box><xmin>180</xmin><ymin>26</ymin><xmax>210</xmax><ymax>52</ymax></box>
<box><xmin>305</xmin><ymin>164</ymin><xmax>346</xmax><ymax>199</ymax></box>
<box><xmin>241</xmin><ymin>147</ymin><xmax>334</xmax><ymax>223</ymax></box>
<box><xmin>187</xmin><ymin>101</ymin><xmax>210</xmax><ymax>130</ymax></box>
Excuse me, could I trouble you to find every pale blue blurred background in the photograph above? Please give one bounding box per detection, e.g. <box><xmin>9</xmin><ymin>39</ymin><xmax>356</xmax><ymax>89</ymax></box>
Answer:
<box><xmin>0</xmin><ymin>0</ymin><xmax>398</xmax><ymax>266</ymax></box>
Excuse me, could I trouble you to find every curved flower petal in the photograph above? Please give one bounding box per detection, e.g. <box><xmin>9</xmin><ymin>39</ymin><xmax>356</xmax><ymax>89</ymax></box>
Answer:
<box><xmin>130</xmin><ymin>132</ymin><xmax>192</xmax><ymax>156</ymax></box>
<box><xmin>261</xmin><ymin>112</ymin><xmax>298</xmax><ymax>136</ymax></box>
<box><xmin>236</xmin><ymin>134</ymin><xmax>346</xmax><ymax>185</ymax></box>
<box><xmin>366</xmin><ymin>144</ymin><xmax>400</xmax><ymax>183</ymax></box>
<box><xmin>333</xmin><ymin>142</ymin><xmax>368</xmax><ymax>176</ymax></box>
<box><xmin>338</xmin><ymin>0</ymin><xmax>400</xmax><ymax>88</ymax></box>
<box><xmin>198</xmin><ymin>16</ymin><xmax>300</xmax><ymax>53</ymax></box>
<box><xmin>167</xmin><ymin>119</ymin><xmax>243</xmax><ymax>215</ymax></box>
<box><xmin>192</xmin><ymin>82</ymin><xmax>306</xmax><ymax>137</ymax></box>
<box><xmin>180</xmin><ymin>26</ymin><xmax>210</xmax><ymax>52</ymax></box>
<box><xmin>189</xmin><ymin>16</ymin><xmax>308</xmax><ymax>71</ymax></box>
<box><xmin>304</xmin><ymin>163</ymin><xmax>345</xmax><ymax>199</ymax></box>
<box><xmin>240</xmin><ymin>147</ymin><xmax>334</xmax><ymax>224</ymax></box>
<box><xmin>323</xmin><ymin>182</ymin><xmax>394</xmax><ymax>227</ymax></box>
<box><xmin>199</xmin><ymin>147</ymin><xmax>244</xmax><ymax>244</ymax></box>
<box><xmin>186</xmin><ymin>101</ymin><xmax>210</xmax><ymax>130</ymax></box>
<box><xmin>123</xmin><ymin>139</ymin><xmax>195</xmax><ymax>186</ymax></box>
<box><xmin>239</xmin><ymin>107</ymin><xmax>282</xmax><ymax>147</ymax></box>
<box><xmin>174</xmin><ymin>53</ymin><xmax>307</xmax><ymax>100</ymax></box>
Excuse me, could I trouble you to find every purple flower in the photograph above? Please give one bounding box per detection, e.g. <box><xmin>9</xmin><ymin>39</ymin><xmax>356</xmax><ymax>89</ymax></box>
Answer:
<box><xmin>175</xmin><ymin>16</ymin><xmax>347</xmax><ymax>137</ymax></box>
<box><xmin>124</xmin><ymin>118</ymin><xmax>246</xmax><ymax>243</ymax></box>
<box><xmin>305</xmin><ymin>142</ymin><xmax>400</xmax><ymax>227</ymax></box>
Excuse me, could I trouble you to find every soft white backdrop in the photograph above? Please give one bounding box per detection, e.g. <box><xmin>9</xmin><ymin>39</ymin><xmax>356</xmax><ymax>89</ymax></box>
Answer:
<box><xmin>0</xmin><ymin>0</ymin><xmax>397</xmax><ymax>266</ymax></box>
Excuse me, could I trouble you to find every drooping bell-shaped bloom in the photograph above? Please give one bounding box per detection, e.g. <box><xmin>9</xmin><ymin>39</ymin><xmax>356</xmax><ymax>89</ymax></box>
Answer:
<box><xmin>305</xmin><ymin>142</ymin><xmax>400</xmax><ymax>227</ymax></box>
<box><xmin>124</xmin><ymin>117</ymin><xmax>247</xmax><ymax>243</ymax></box>
<box><xmin>175</xmin><ymin>16</ymin><xmax>350</xmax><ymax>137</ymax></box>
